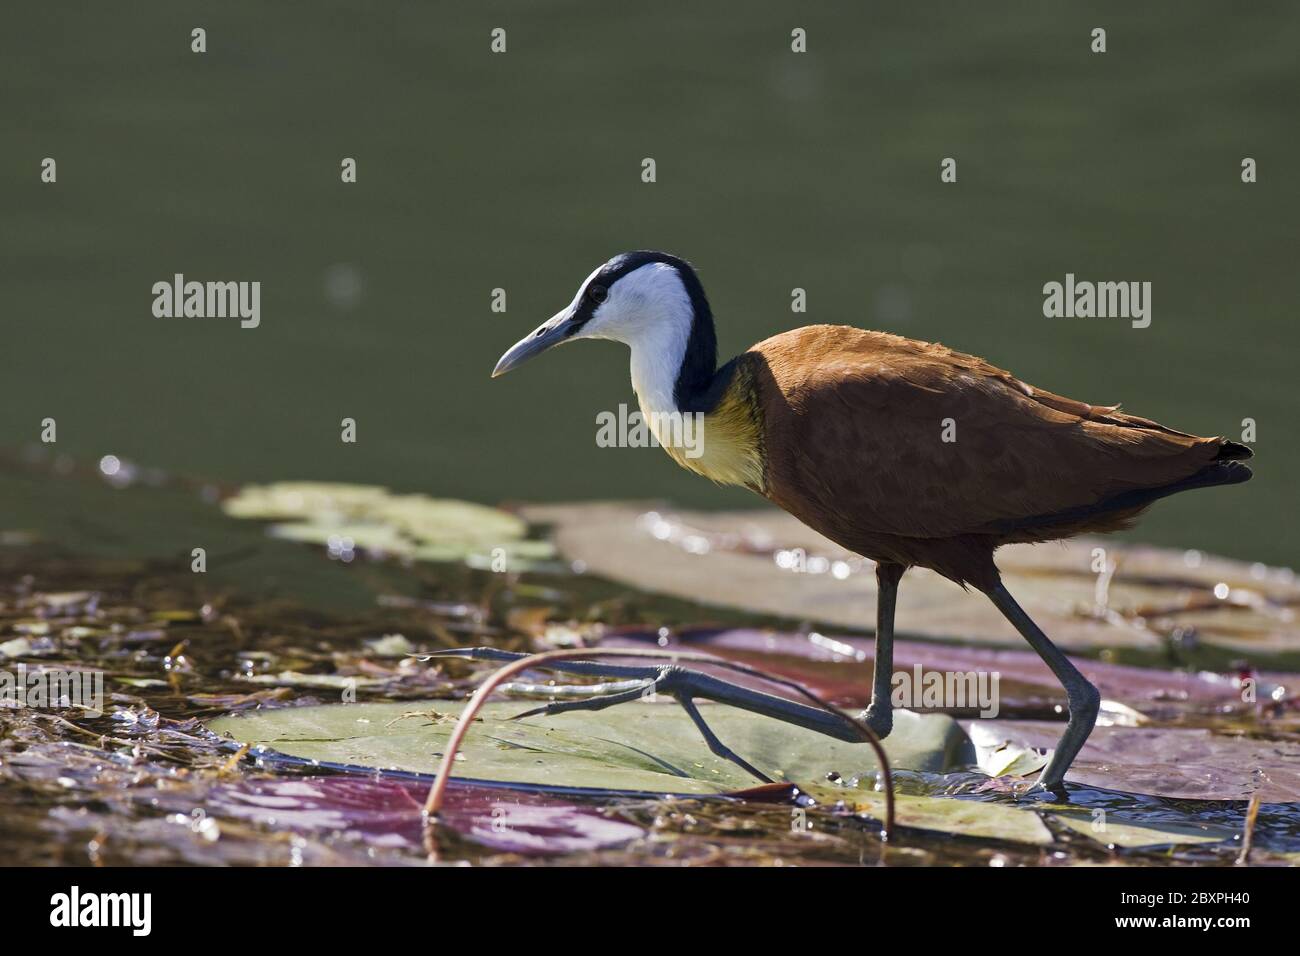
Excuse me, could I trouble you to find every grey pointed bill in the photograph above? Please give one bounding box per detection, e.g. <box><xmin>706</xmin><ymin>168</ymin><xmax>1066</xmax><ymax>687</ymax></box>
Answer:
<box><xmin>492</xmin><ymin>309</ymin><xmax>580</xmax><ymax>378</ymax></box>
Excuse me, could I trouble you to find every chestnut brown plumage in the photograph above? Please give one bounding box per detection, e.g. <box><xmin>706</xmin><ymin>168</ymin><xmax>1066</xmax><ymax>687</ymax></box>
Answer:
<box><xmin>475</xmin><ymin>251</ymin><xmax>1253</xmax><ymax>793</ymax></box>
<box><xmin>745</xmin><ymin>324</ymin><xmax>1251</xmax><ymax>592</ymax></box>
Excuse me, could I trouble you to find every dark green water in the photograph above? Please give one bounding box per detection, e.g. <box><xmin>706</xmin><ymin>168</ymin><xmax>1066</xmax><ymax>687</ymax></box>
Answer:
<box><xmin>3</xmin><ymin>2</ymin><xmax>1296</xmax><ymax>566</ymax></box>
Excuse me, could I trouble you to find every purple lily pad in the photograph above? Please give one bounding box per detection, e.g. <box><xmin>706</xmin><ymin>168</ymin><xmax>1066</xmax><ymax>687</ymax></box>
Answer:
<box><xmin>207</xmin><ymin>775</ymin><xmax>643</xmax><ymax>856</ymax></box>
<box><xmin>965</xmin><ymin>720</ymin><xmax>1300</xmax><ymax>802</ymax></box>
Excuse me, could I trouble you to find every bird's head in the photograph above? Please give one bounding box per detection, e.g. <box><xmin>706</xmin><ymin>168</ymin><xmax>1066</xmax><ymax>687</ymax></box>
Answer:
<box><xmin>492</xmin><ymin>251</ymin><xmax>715</xmax><ymax>389</ymax></box>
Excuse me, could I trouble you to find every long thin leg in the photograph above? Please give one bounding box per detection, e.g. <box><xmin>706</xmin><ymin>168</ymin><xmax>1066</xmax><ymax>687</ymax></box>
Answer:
<box><xmin>861</xmin><ymin>562</ymin><xmax>905</xmax><ymax>738</ymax></box>
<box><xmin>429</xmin><ymin>648</ymin><xmax>864</xmax><ymax>742</ymax></box>
<box><xmin>985</xmin><ymin>581</ymin><xmax>1101</xmax><ymax>791</ymax></box>
<box><xmin>663</xmin><ymin>669</ymin><xmax>868</xmax><ymax>742</ymax></box>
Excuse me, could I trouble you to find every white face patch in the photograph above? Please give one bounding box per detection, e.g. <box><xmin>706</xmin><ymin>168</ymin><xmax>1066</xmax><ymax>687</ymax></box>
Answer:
<box><xmin>576</xmin><ymin>262</ymin><xmax>688</xmax><ymax>343</ymax></box>
<box><xmin>570</xmin><ymin>261</ymin><xmax>695</xmax><ymax>416</ymax></box>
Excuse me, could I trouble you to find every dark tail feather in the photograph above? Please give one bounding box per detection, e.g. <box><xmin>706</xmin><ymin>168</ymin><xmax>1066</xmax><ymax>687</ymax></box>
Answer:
<box><xmin>1168</xmin><ymin>459</ymin><xmax>1253</xmax><ymax>493</ymax></box>
<box><xmin>1216</xmin><ymin>440</ymin><xmax>1253</xmax><ymax>461</ymax></box>
<box><xmin>996</xmin><ymin>459</ymin><xmax>1252</xmax><ymax>535</ymax></box>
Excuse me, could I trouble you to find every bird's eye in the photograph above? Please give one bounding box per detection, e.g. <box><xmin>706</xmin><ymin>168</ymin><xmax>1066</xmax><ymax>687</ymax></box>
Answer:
<box><xmin>588</xmin><ymin>284</ymin><xmax>608</xmax><ymax>304</ymax></box>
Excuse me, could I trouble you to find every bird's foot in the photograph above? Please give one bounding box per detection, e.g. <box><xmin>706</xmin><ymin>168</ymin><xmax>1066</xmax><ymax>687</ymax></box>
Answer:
<box><xmin>1027</xmin><ymin>687</ymin><xmax>1099</xmax><ymax>796</ymax></box>
<box><xmin>858</xmin><ymin>704</ymin><xmax>893</xmax><ymax>740</ymax></box>
<box><xmin>426</xmin><ymin>646</ymin><xmax>872</xmax><ymax>785</ymax></box>
<box><xmin>1028</xmin><ymin>772</ymin><xmax>1070</xmax><ymax>797</ymax></box>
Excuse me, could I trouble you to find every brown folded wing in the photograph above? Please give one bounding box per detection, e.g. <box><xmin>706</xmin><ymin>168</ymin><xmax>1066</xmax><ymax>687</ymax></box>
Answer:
<box><xmin>750</xmin><ymin>325</ymin><xmax>1226</xmax><ymax>543</ymax></box>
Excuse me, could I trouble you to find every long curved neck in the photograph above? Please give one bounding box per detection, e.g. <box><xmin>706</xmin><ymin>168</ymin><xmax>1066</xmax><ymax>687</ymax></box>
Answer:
<box><xmin>618</xmin><ymin>260</ymin><xmax>762</xmax><ymax>490</ymax></box>
<box><xmin>631</xmin><ymin>334</ymin><xmax>764</xmax><ymax>491</ymax></box>
<box><xmin>628</xmin><ymin>276</ymin><xmax>718</xmax><ymax>417</ymax></box>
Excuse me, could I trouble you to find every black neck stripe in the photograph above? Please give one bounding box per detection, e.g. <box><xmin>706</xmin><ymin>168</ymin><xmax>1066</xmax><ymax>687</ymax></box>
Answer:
<box><xmin>570</xmin><ymin>251</ymin><xmax>719</xmax><ymax>411</ymax></box>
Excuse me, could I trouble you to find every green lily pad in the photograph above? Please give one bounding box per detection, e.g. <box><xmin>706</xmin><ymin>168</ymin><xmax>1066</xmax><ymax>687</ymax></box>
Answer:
<box><xmin>207</xmin><ymin>699</ymin><xmax>1076</xmax><ymax>844</ymax></box>
<box><xmin>1048</xmin><ymin>810</ymin><xmax>1236</xmax><ymax>849</ymax></box>
<box><xmin>220</xmin><ymin>482</ymin><xmax>391</xmax><ymax>521</ymax></box>
<box><xmin>800</xmin><ymin>784</ymin><xmax>1053</xmax><ymax>846</ymax></box>
<box><xmin>207</xmin><ymin>700</ymin><xmax>1245</xmax><ymax>849</ymax></box>
<box><xmin>373</xmin><ymin>494</ymin><xmax>527</xmax><ymax>546</ymax></box>
<box><xmin>220</xmin><ymin>481</ymin><xmax>554</xmax><ymax>568</ymax></box>
<box><xmin>269</xmin><ymin>521</ymin><xmax>416</xmax><ymax>555</ymax></box>
<box><xmin>209</xmin><ymin>699</ymin><xmax>971</xmax><ymax>794</ymax></box>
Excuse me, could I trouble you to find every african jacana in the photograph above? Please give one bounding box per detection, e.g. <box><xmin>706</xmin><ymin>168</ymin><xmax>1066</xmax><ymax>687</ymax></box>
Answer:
<box><xmin>474</xmin><ymin>250</ymin><xmax>1252</xmax><ymax>791</ymax></box>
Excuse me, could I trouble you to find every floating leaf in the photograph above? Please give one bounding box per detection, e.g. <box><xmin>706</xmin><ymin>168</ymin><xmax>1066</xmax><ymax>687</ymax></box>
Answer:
<box><xmin>212</xmin><ymin>699</ymin><xmax>1235</xmax><ymax>848</ymax></box>
<box><xmin>209</xmin><ymin>698</ymin><xmax>972</xmax><ymax>795</ymax></box>
<box><xmin>374</xmin><ymin>494</ymin><xmax>526</xmax><ymax>547</ymax></box>
<box><xmin>221</xmin><ymin>481</ymin><xmax>554</xmax><ymax>567</ymax></box>
<box><xmin>206</xmin><ymin>776</ymin><xmax>642</xmax><ymax>857</ymax></box>
<box><xmin>823</xmin><ymin>777</ymin><xmax>1236</xmax><ymax>849</ymax></box>
<box><xmin>210</xmin><ymin>700</ymin><xmax>1099</xmax><ymax>845</ymax></box>
<box><xmin>967</xmin><ymin>722</ymin><xmax>1049</xmax><ymax>778</ymax></box>
<box><xmin>220</xmin><ymin>482</ymin><xmax>391</xmax><ymax>521</ymax></box>
<box><xmin>965</xmin><ymin>719</ymin><xmax>1300</xmax><ymax>802</ymax></box>
<box><xmin>1048</xmin><ymin>810</ymin><xmax>1235</xmax><ymax>848</ymax></box>
<box><xmin>801</xmin><ymin>784</ymin><xmax>1053</xmax><ymax>846</ymax></box>
<box><xmin>269</xmin><ymin>521</ymin><xmax>415</xmax><ymax>556</ymax></box>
